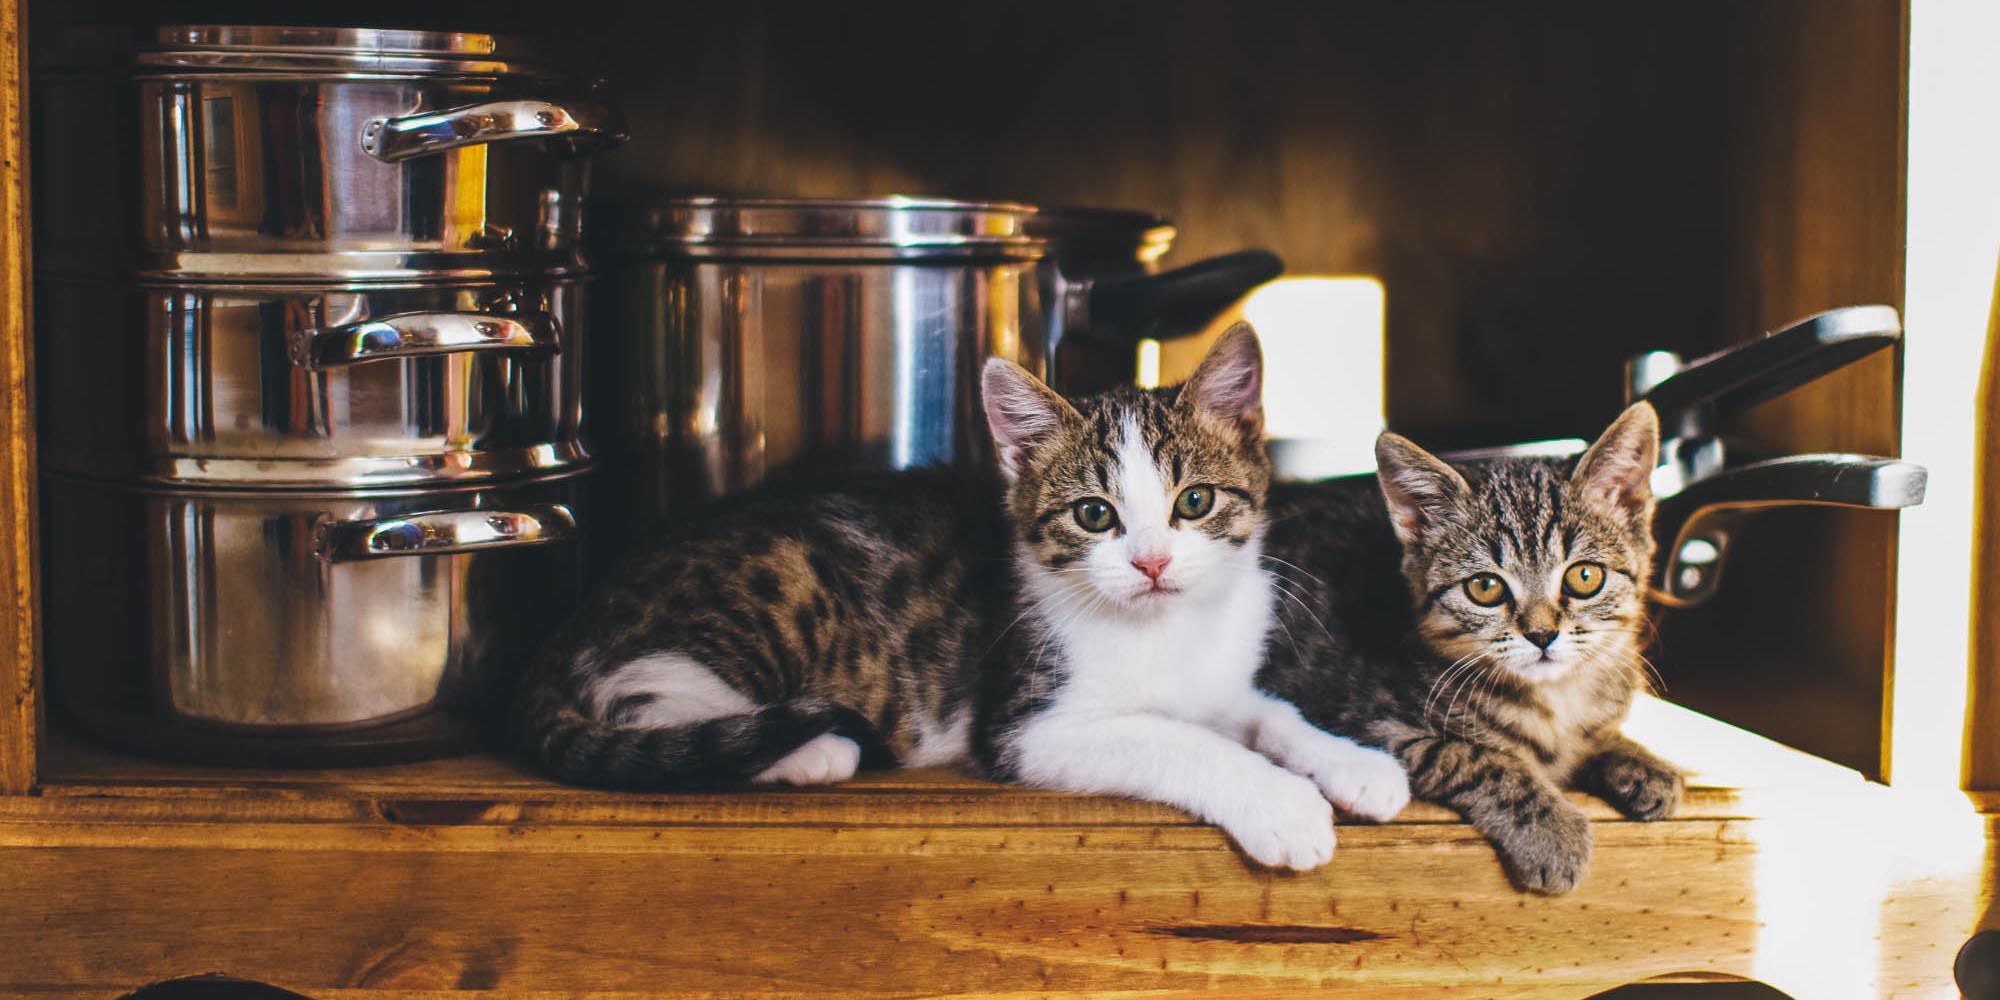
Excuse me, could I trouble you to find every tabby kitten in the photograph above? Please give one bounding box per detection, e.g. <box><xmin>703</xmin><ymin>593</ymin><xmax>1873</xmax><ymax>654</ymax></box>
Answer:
<box><xmin>516</xmin><ymin>326</ymin><xmax>1409</xmax><ymax>871</ymax></box>
<box><xmin>1258</xmin><ymin>404</ymin><xmax>1683</xmax><ymax>893</ymax></box>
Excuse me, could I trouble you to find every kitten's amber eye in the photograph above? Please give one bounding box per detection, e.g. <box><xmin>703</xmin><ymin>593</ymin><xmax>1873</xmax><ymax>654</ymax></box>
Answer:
<box><xmin>1463</xmin><ymin>573</ymin><xmax>1509</xmax><ymax>606</ymax></box>
<box><xmin>1563</xmin><ymin>561</ymin><xmax>1606</xmax><ymax>598</ymax></box>
<box><xmin>1174</xmin><ymin>485</ymin><xmax>1216</xmax><ymax>520</ymax></box>
<box><xmin>1073</xmin><ymin>498</ymin><xmax>1118</xmax><ymax>533</ymax></box>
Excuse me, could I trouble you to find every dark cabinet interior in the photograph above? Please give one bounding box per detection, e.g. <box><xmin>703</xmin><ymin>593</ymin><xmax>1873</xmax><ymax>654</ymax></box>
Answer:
<box><xmin>27</xmin><ymin>0</ymin><xmax>1907</xmax><ymax>775</ymax></box>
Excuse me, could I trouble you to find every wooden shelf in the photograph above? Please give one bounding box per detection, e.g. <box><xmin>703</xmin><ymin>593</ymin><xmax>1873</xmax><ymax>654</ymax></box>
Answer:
<box><xmin>27</xmin><ymin>696</ymin><xmax>1865</xmax><ymax>825</ymax></box>
<box><xmin>5</xmin><ymin>698</ymin><xmax>1984</xmax><ymax>998</ymax></box>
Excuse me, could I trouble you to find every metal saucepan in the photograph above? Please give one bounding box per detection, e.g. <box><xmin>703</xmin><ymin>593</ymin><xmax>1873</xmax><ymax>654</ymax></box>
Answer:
<box><xmin>38</xmin><ymin>276</ymin><xmax>589</xmax><ymax>489</ymax></box>
<box><xmin>32</xmin><ymin>25</ymin><xmax>626</xmax><ymax>281</ymax></box>
<box><xmin>609</xmin><ymin>197</ymin><xmax>1282</xmax><ymax>524</ymax></box>
<box><xmin>42</xmin><ymin>471</ymin><xmax>589</xmax><ymax>765</ymax></box>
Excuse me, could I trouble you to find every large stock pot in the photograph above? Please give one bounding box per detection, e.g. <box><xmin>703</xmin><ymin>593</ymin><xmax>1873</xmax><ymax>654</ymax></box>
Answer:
<box><xmin>38</xmin><ymin>277</ymin><xmax>589</xmax><ymax>488</ymax></box>
<box><xmin>33</xmin><ymin>25</ymin><xmax>625</xmax><ymax>280</ymax></box>
<box><xmin>612</xmin><ymin>197</ymin><xmax>1282</xmax><ymax>520</ymax></box>
<box><xmin>43</xmin><ymin>471</ymin><xmax>589</xmax><ymax>765</ymax></box>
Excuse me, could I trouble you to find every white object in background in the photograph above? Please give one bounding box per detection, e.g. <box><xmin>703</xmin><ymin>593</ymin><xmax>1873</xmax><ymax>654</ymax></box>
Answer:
<box><xmin>1136</xmin><ymin>338</ymin><xmax>1162</xmax><ymax>390</ymax></box>
<box><xmin>1890</xmin><ymin>0</ymin><xmax>2000</xmax><ymax>788</ymax></box>
<box><xmin>1242</xmin><ymin>277</ymin><xmax>1386</xmax><ymax>480</ymax></box>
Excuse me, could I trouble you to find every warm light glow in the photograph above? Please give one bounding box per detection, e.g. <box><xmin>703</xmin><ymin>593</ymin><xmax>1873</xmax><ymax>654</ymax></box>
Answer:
<box><xmin>1235</xmin><ymin>277</ymin><xmax>1386</xmax><ymax>479</ymax></box>
<box><xmin>1136</xmin><ymin>338</ymin><xmax>1161</xmax><ymax>390</ymax></box>
<box><xmin>1621</xmin><ymin>695</ymin><xmax>1988</xmax><ymax>996</ymax></box>
<box><xmin>1890</xmin><ymin>0</ymin><xmax>2000</xmax><ymax>787</ymax></box>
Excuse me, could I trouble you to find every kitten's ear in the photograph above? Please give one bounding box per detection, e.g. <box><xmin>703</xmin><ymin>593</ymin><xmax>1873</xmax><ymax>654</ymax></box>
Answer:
<box><xmin>982</xmin><ymin>358</ymin><xmax>1079</xmax><ymax>482</ymax></box>
<box><xmin>1375</xmin><ymin>432</ymin><xmax>1471</xmax><ymax>546</ymax></box>
<box><xmin>1180</xmin><ymin>323</ymin><xmax>1264</xmax><ymax>443</ymax></box>
<box><xmin>1571</xmin><ymin>402</ymin><xmax>1659</xmax><ymax>518</ymax></box>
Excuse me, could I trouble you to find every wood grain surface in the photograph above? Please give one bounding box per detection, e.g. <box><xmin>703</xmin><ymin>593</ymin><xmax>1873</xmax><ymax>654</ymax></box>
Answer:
<box><xmin>0</xmin><ymin>766</ymin><xmax>1989</xmax><ymax>999</ymax></box>
<box><xmin>0</xmin><ymin>0</ymin><xmax>37</xmax><ymax>796</ymax></box>
<box><xmin>4</xmin><ymin>706</ymin><xmax>1984</xmax><ymax>999</ymax></box>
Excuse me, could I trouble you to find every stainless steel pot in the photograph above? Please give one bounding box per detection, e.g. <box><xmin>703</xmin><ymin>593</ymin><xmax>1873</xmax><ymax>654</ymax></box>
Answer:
<box><xmin>612</xmin><ymin>197</ymin><xmax>1281</xmax><ymax>518</ymax></box>
<box><xmin>43</xmin><ymin>471</ymin><xmax>588</xmax><ymax>765</ymax></box>
<box><xmin>38</xmin><ymin>276</ymin><xmax>589</xmax><ymax>488</ymax></box>
<box><xmin>33</xmin><ymin>25</ymin><xmax>625</xmax><ymax>281</ymax></box>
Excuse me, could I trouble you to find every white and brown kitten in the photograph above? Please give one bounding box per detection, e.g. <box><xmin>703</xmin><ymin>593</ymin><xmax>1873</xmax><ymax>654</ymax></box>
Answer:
<box><xmin>517</xmin><ymin>326</ymin><xmax>1408</xmax><ymax>871</ymax></box>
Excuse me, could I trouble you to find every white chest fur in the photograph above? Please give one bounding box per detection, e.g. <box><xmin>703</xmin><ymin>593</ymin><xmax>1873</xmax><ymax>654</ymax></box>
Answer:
<box><xmin>1030</xmin><ymin>551</ymin><xmax>1276</xmax><ymax>728</ymax></box>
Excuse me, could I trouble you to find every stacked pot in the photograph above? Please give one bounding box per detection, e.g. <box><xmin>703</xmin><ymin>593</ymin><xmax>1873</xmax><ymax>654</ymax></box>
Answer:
<box><xmin>33</xmin><ymin>26</ymin><xmax>624</xmax><ymax>764</ymax></box>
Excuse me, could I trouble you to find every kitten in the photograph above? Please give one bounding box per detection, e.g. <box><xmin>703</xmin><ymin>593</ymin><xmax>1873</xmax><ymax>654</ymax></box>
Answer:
<box><xmin>516</xmin><ymin>326</ymin><xmax>1409</xmax><ymax>870</ymax></box>
<box><xmin>1257</xmin><ymin>404</ymin><xmax>1683</xmax><ymax>893</ymax></box>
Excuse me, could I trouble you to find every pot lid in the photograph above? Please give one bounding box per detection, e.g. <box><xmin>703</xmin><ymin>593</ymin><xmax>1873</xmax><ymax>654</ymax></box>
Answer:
<box><xmin>632</xmin><ymin>197</ymin><xmax>1176</xmax><ymax>262</ymax></box>
<box><xmin>131</xmin><ymin>25</ymin><xmax>555</xmax><ymax>76</ymax></box>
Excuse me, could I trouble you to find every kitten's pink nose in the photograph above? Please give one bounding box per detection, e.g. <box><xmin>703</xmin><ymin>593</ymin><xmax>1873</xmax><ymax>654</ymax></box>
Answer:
<box><xmin>1131</xmin><ymin>554</ymin><xmax>1172</xmax><ymax>580</ymax></box>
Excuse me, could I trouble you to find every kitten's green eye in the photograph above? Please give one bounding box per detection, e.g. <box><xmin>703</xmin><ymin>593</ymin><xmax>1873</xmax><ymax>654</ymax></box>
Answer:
<box><xmin>1563</xmin><ymin>561</ymin><xmax>1606</xmax><ymax>598</ymax></box>
<box><xmin>1464</xmin><ymin>573</ymin><xmax>1509</xmax><ymax>606</ymax></box>
<box><xmin>1073</xmin><ymin>498</ymin><xmax>1118</xmax><ymax>533</ymax></box>
<box><xmin>1174</xmin><ymin>485</ymin><xmax>1216</xmax><ymax>520</ymax></box>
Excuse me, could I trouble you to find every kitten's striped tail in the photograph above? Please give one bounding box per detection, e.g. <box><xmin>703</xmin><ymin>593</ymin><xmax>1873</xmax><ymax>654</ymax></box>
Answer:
<box><xmin>515</xmin><ymin>678</ymin><xmax>896</xmax><ymax>790</ymax></box>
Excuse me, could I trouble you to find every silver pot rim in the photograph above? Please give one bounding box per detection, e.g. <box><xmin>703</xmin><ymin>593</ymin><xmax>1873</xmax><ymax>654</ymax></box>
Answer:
<box><xmin>39</xmin><ymin>272</ymin><xmax>596</xmax><ymax>292</ymax></box>
<box><xmin>137</xmin><ymin>24</ymin><xmax>559</xmax><ymax>77</ymax></box>
<box><xmin>42</xmin><ymin>464</ymin><xmax>595</xmax><ymax>500</ymax></box>
<box><xmin>631</xmin><ymin>196</ymin><xmax>1178</xmax><ymax>262</ymax></box>
<box><xmin>637</xmin><ymin>196</ymin><xmax>1039</xmax><ymax>260</ymax></box>
<box><xmin>46</xmin><ymin>444</ymin><xmax>599</xmax><ymax>493</ymax></box>
<box><xmin>116</xmin><ymin>250</ymin><xmax>596</xmax><ymax>284</ymax></box>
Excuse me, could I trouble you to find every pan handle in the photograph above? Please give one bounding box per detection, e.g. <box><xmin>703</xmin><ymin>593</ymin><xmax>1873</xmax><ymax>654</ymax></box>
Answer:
<box><xmin>1068</xmin><ymin>249</ymin><xmax>1284</xmax><ymax>346</ymax></box>
<box><xmin>1628</xmin><ymin>305</ymin><xmax>1902</xmax><ymax>438</ymax></box>
<box><xmin>320</xmin><ymin>504</ymin><xmax>578</xmax><ymax>562</ymax></box>
<box><xmin>294</xmin><ymin>311</ymin><xmax>559</xmax><ymax>369</ymax></box>
<box><xmin>361</xmin><ymin>97</ymin><xmax>628</xmax><ymax>163</ymax></box>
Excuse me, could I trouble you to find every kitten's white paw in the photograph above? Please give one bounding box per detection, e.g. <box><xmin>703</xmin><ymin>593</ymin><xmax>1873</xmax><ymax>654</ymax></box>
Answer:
<box><xmin>1313</xmin><ymin>744</ymin><xmax>1411</xmax><ymax>822</ymax></box>
<box><xmin>752</xmin><ymin>732</ymin><xmax>861</xmax><ymax>786</ymax></box>
<box><xmin>1215</xmin><ymin>770</ymin><xmax>1337</xmax><ymax>871</ymax></box>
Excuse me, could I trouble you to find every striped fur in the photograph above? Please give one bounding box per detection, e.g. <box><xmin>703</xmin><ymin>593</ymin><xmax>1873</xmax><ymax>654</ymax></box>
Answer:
<box><xmin>515</xmin><ymin>326</ymin><xmax>1405</xmax><ymax>870</ymax></box>
<box><xmin>1258</xmin><ymin>404</ymin><xmax>1683</xmax><ymax>893</ymax></box>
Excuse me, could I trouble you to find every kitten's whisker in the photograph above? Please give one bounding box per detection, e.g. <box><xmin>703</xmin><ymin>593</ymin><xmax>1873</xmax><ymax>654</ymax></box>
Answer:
<box><xmin>1262</xmin><ymin>570</ymin><xmax>1337</xmax><ymax>645</ymax></box>
<box><xmin>1030</xmin><ymin>586</ymin><xmax>1111</xmax><ymax>670</ymax></box>
<box><xmin>1424</xmin><ymin>652</ymin><xmax>1488</xmax><ymax>724</ymax></box>
<box><xmin>982</xmin><ymin>578</ymin><xmax>1095</xmax><ymax>660</ymax></box>
<box><xmin>1443</xmin><ymin>654</ymin><xmax>1496</xmax><ymax>740</ymax></box>
<box><xmin>1258</xmin><ymin>554</ymin><xmax>1329</xmax><ymax>592</ymax></box>
<box><xmin>1270</xmin><ymin>613</ymin><xmax>1307</xmax><ymax>668</ymax></box>
<box><xmin>1605</xmin><ymin>648</ymin><xmax>1669</xmax><ymax>695</ymax></box>
<box><xmin>1423</xmin><ymin>653</ymin><xmax>1484</xmax><ymax>731</ymax></box>
<box><xmin>1467</xmin><ymin>657</ymin><xmax>1508</xmax><ymax>737</ymax></box>
<box><xmin>1424</xmin><ymin>653</ymin><xmax>1484</xmax><ymax>725</ymax></box>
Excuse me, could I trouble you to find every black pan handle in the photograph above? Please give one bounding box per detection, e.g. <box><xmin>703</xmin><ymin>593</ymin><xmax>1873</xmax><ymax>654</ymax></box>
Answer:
<box><xmin>1074</xmin><ymin>249</ymin><xmax>1284</xmax><ymax>345</ymax></box>
<box><xmin>1631</xmin><ymin>305</ymin><xmax>1901</xmax><ymax>436</ymax></box>
<box><xmin>1649</xmin><ymin>452</ymin><xmax>1926</xmax><ymax>607</ymax></box>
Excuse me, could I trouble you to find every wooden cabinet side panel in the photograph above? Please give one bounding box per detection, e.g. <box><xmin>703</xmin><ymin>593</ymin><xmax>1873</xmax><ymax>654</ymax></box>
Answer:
<box><xmin>0</xmin><ymin>0</ymin><xmax>37</xmax><ymax>795</ymax></box>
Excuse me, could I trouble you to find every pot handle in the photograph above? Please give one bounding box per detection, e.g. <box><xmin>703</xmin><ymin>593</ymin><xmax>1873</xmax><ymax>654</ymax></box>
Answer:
<box><xmin>321</xmin><ymin>504</ymin><xmax>578</xmax><ymax>562</ymax></box>
<box><xmin>1070</xmin><ymin>249</ymin><xmax>1284</xmax><ymax>346</ymax></box>
<box><xmin>295</xmin><ymin>311</ymin><xmax>559</xmax><ymax>369</ymax></box>
<box><xmin>360</xmin><ymin>97</ymin><xmax>629</xmax><ymax>163</ymax></box>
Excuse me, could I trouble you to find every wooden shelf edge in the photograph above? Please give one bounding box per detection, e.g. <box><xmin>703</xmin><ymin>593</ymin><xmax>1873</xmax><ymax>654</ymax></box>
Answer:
<box><xmin>9</xmin><ymin>694</ymin><xmax>1885</xmax><ymax>834</ymax></box>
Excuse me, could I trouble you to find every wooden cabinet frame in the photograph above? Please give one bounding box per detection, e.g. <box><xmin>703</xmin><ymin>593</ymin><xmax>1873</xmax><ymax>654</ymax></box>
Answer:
<box><xmin>0</xmin><ymin>3</ymin><xmax>1995</xmax><ymax>996</ymax></box>
<box><xmin>0</xmin><ymin>0</ymin><xmax>36</xmax><ymax>796</ymax></box>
